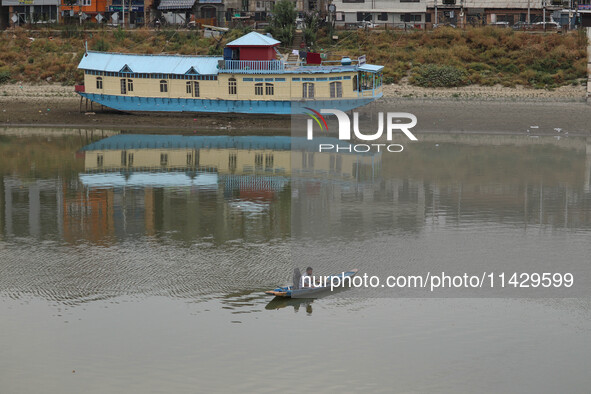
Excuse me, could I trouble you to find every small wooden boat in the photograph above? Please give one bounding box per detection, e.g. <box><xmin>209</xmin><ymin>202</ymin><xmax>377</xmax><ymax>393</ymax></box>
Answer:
<box><xmin>265</xmin><ymin>269</ymin><xmax>358</xmax><ymax>298</ymax></box>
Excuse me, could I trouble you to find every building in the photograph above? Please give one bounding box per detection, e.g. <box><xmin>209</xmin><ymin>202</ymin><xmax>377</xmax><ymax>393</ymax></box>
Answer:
<box><xmin>1</xmin><ymin>1</ymin><xmax>10</xmax><ymax>29</ymax></box>
<box><xmin>579</xmin><ymin>0</ymin><xmax>591</xmax><ymax>27</ymax></box>
<box><xmin>157</xmin><ymin>0</ymin><xmax>225</xmax><ymax>25</ymax></box>
<box><xmin>331</xmin><ymin>0</ymin><xmax>427</xmax><ymax>29</ymax></box>
<box><xmin>60</xmin><ymin>0</ymin><xmax>107</xmax><ymax>24</ymax></box>
<box><xmin>426</xmin><ymin>0</ymin><xmax>549</xmax><ymax>27</ymax></box>
<box><xmin>3</xmin><ymin>0</ymin><xmax>60</xmax><ymax>25</ymax></box>
<box><xmin>107</xmin><ymin>0</ymin><xmax>150</xmax><ymax>26</ymax></box>
<box><xmin>75</xmin><ymin>31</ymin><xmax>384</xmax><ymax>114</ymax></box>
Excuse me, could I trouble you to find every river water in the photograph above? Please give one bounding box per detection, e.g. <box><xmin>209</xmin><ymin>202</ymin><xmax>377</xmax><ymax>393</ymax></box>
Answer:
<box><xmin>1</xmin><ymin>128</ymin><xmax>590</xmax><ymax>393</ymax></box>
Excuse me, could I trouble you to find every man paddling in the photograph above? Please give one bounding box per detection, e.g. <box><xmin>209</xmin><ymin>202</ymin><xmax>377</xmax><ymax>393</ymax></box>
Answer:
<box><xmin>300</xmin><ymin>267</ymin><xmax>316</xmax><ymax>288</ymax></box>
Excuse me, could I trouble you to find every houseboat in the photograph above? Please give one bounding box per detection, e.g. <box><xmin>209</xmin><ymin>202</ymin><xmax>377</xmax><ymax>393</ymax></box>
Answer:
<box><xmin>75</xmin><ymin>31</ymin><xmax>383</xmax><ymax>115</ymax></box>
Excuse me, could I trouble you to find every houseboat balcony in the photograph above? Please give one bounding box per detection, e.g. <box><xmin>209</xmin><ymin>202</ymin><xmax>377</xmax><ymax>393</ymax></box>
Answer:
<box><xmin>219</xmin><ymin>60</ymin><xmax>285</xmax><ymax>74</ymax></box>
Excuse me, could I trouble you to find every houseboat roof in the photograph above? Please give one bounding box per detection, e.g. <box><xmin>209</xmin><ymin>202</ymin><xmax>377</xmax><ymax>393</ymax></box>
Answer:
<box><xmin>226</xmin><ymin>32</ymin><xmax>280</xmax><ymax>47</ymax></box>
<box><xmin>358</xmin><ymin>64</ymin><xmax>384</xmax><ymax>72</ymax></box>
<box><xmin>78</xmin><ymin>51</ymin><xmax>223</xmax><ymax>75</ymax></box>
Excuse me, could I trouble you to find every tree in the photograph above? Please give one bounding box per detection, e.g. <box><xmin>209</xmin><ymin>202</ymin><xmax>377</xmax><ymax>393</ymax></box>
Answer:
<box><xmin>302</xmin><ymin>11</ymin><xmax>322</xmax><ymax>48</ymax></box>
<box><xmin>268</xmin><ymin>0</ymin><xmax>297</xmax><ymax>46</ymax></box>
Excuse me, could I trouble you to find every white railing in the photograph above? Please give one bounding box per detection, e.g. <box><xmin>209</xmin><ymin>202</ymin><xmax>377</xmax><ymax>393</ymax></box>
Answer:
<box><xmin>221</xmin><ymin>60</ymin><xmax>285</xmax><ymax>73</ymax></box>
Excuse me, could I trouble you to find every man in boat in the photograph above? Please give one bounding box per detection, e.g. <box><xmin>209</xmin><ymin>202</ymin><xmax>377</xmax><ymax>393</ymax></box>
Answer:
<box><xmin>300</xmin><ymin>267</ymin><xmax>317</xmax><ymax>288</ymax></box>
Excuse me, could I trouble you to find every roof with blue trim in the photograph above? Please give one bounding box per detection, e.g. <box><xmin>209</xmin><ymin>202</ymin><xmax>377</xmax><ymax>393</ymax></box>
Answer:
<box><xmin>78</xmin><ymin>51</ymin><xmax>223</xmax><ymax>75</ymax></box>
<box><xmin>226</xmin><ymin>32</ymin><xmax>280</xmax><ymax>47</ymax></box>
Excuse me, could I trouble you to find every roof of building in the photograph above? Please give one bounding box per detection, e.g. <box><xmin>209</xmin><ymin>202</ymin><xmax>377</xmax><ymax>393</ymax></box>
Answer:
<box><xmin>226</xmin><ymin>31</ymin><xmax>281</xmax><ymax>47</ymax></box>
<box><xmin>78</xmin><ymin>51</ymin><xmax>223</xmax><ymax>75</ymax></box>
<box><xmin>157</xmin><ymin>0</ymin><xmax>196</xmax><ymax>10</ymax></box>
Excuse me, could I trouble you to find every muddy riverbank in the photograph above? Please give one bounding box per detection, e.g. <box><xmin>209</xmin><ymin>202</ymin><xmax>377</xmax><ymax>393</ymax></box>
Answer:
<box><xmin>0</xmin><ymin>83</ymin><xmax>589</xmax><ymax>134</ymax></box>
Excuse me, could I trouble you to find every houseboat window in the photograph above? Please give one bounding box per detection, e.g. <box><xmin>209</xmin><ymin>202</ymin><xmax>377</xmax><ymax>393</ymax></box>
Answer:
<box><xmin>96</xmin><ymin>77</ymin><xmax>103</xmax><ymax>89</ymax></box>
<box><xmin>97</xmin><ymin>154</ymin><xmax>103</xmax><ymax>167</ymax></box>
<box><xmin>186</xmin><ymin>81</ymin><xmax>199</xmax><ymax>97</ymax></box>
<box><xmin>255</xmin><ymin>83</ymin><xmax>264</xmax><ymax>95</ymax></box>
<box><xmin>160</xmin><ymin>80</ymin><xmax>168</xmax><ymax>93</ymax></box>
<box><xmin>302</xmin><ymin>83</ymin><xmax>314</xmax><ymax>99</ymax></box>
<box><xmin>128</xmin><ymin>153</ymin><xmax>134</xmax><ymax>166</ymax></box>
<box><xmin>330</xmin><ymin>81</ymin><xmax>343</xmax><ymax>98</ymax></box>
<box><xmin>275</xmin><ymin>78</ymin><xmax>286</xmax><ymax>82</ymax></box>
<box><xmin>120</xmin><ymin>79</ymin><xmax>127</xmax><ymax>94</ymax></box>
<box><xmin>292</xmin><ymin>78</ymin><xmax>300</xmax><ymax>82</ymax></box>
<box><xmin>127</xmin><ymin>79</ymin><xmax>134</xmax><ymax>92</ymax></box>
<box><xmin>353</xmin><ymin>75</ymin><xmax>359</xmax><ymax>91</ymax></box>
<box><xmin>229</xmin><ymin>78</ymin><xmax>237</xmax><ymax>95</ymax></box>
<box><xmin>160</xmin><ymin>153</ymin><xmax>168</xmax><ymax>166</ymax></box>
<box><xmin>265</xmin><ymin>83</ymin><xmax>274</xmax><ymax>96</ymax></box>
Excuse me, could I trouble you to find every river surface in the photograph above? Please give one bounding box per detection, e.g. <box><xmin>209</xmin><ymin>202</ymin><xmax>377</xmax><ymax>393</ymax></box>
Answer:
<box><xmin>1</xmin><ymin>128</ymin><xmax>590</xmax><ymax>393</ymax></box>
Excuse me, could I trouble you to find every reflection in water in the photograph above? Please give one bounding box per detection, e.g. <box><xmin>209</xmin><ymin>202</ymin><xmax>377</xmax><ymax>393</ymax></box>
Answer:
<box><xmin>0</xmin><ymin>132</ymin><xmax>590</xmax><ymax>303</ymax></box>
<box><xmin>266</xmin><ymin>297</ymin><xmax>314</xmax><ymax>314</ymax></box>
<box><xmin>1</xmin><ymin>134</ymin><xmax>379</xmax><ymax>245</ymax></box>
<box><xmin>0</xmin><ymin>132</ymin><xmax>380</xmax><ymax>306</ymax></box>
<box><xmin>2</xmin><ymin>131</ymin><xmax>591</xmax><ymax>393</ymax></box>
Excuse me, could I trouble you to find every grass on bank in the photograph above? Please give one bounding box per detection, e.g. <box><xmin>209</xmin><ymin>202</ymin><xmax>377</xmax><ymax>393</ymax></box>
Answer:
<box><xmin>0</xmin><ymin>26</ymin><xmax>587</xmax><ymax>89</ymax></box>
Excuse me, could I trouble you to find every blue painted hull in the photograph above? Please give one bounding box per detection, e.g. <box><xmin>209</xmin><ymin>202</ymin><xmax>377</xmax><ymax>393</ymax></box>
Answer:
<box><xmin>78</xmin><ymin>92</ymin><xmax>381</xmax><ymax>115</ymax></box>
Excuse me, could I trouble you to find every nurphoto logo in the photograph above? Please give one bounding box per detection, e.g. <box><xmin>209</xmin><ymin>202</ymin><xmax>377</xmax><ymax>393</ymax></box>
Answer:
<box><xmin>305</xmin><ymin>108</ymin><xmax>418</xmax><ymax>153</ymax></box>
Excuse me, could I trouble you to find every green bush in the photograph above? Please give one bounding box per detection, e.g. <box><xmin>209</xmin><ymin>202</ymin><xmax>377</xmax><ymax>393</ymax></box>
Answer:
<box><xmin>207</xmin><ymin>46</ymin><xmax>222</xmax><ymax>56</ymax></box>
<box><xmin>114</xmin><ymin>28</ymin><xmax>126</xmax><ymax>42</ymax></box>
<box><xmin>412</xmin><ymin>64</ymin><xmax>469</xmax><ymax>88</ymax></box>
<box><xmin>0</xmin><ymin>68</ymin><xmax>11</xmax><ymax>84</ymax></box>
<box><xmin>468</xmin><ymin>62</ymin><xmax>490</xmax><ymax>71</ymax></box>
<box><xmin>92</xmin><ymin>38</ymin><xmax>110</xmax><ymax>52</ymax></box>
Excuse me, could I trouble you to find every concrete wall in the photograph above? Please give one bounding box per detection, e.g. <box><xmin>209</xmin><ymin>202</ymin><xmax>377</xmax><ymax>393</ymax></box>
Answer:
<box><xmin>333</xmin><ymin>0</ymin><xmax>427</xmax><ymax>14</ymax></box>
<box><xmin>587</xmin><ymin>27</ymin><xmax>591</xmax><ymax>101</ymax></box>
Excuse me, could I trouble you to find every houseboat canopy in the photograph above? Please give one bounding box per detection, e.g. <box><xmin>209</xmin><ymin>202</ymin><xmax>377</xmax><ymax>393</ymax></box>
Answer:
<box><xmin>358</xmin><ymin>64</ymin><xmax>384</xmax><ymax>73</ymax></box>
<box><xmin>78</xmin><ymin>51</ymin><xmax>222</xmax><ymax>75</ymax></box>
<box><xmin>226</xmin><ymin>32</ymin><xmax>280</xmax><ymax>47</ymax></box>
